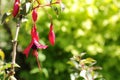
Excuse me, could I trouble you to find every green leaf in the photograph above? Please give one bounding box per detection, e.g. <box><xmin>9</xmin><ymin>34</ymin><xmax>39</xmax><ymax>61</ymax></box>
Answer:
<box><xmin>2</xmin><ymin>63</ymin><xmax>20</xmax><ymax>70</ymax></box>
<box><xmin>60</xmin><ymin>3</ymin><xmax>65</xmax><ymax>11</ymax></box>
<box><xmin>67</xmin><ymin>61</ymin><xmax>76</xmax><ymax>67</ymax></box>
<box><xmin>0</xmin><ymin>74</ymin><xmax>4</xmax><ymax>80</ymax></box>
<box><xmin>46</xmin><ymin>0</ymin><xmax>52</xmax><ymax>4</ymax></box>
<box><xmin>30</xmin><ymin>67</ymin><xmax>39</xmax><ymax>74</ymax></box>
<box><xmin>80</xmin><ymin>58</ymin><xmax>96</xmax><ymax>66</ymax></box>
<box><xmin>52</xmin><ymin>6</ymin><xmax>59</xmax><ymax>16</ymax></box>
<box><xmin>0</xmin><ymin>49</ymin><xmax>5</xmax><ymax>60</ymax></box>
<box><xmin>21</xmin><ymin>17</ymin><xmax>28</xmax><ymax>23</ymax></box>
<box><xmin>25</xmin><ymin>2</ymin><xmax>32</xmax><ymax>14</ymax></box>
<box><xmin>1</xmin><ymin>12</ymin><xmax>11</xmax><ymax>23</ymax></box>
<box><xmin>20</xmin><ymin>2</ymin><xmax>32</xmax><ymax>15</ymax></box>
<box><xmin>42</xmin><ymin>68</ymin><xmax>49</xmax><ymax>78</ymax></box>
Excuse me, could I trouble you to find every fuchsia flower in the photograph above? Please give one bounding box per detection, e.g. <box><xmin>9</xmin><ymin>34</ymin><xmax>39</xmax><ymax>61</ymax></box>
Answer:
<box><xmin>23</xmin><ymin>25</ymin><xmax>48</xmax><ymax>58</ymax></box>
<box><xmin>32</xmin><ymin>8</ymin><xmax>38</xmax><ymax>22</ymax></box>
<box><xmin>48</xmin><ymin>23</ymin><xmax>55</xmax><ymax>46</ymax></box>
<box><xmin>12</xmin><ymin>0</ymin><xmax>20</xmax><ymax>17</ymax></box>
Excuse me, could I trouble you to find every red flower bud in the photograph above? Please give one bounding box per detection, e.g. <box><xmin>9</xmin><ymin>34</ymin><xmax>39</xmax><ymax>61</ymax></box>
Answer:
<box><xmin>49</xmin><ymin>23</ymin><xmax>55</xmax><ymax>46</ymax></box>
<box><xmin>15</xmin><ymin>0</ymin><xmax>20</xmax><ymax>3</ymax></box>
<box><xmin>32</xmin><ymin>9</ymin><xmax>38</xmax><ymax>22</ymax></box>
<box><xmin>12</xmin><ymin>0</ymin><xmax>20</xmax><ymax>17</ymax></box>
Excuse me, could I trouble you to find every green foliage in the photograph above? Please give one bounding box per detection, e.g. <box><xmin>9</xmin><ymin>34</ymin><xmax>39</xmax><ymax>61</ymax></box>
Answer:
<box><xmin>0</xmin><ymin>50</ymin><xmax>20</xmax><ymax>80</ymax></box>
<box><xmin>68</xmin><ymin>53</ymin><xmax>103</xmax><ymax>80</ymax></box>
<box><xmin>1</xmin><ymin>0</ymin><xmax>120</xmax><ymax>80</ymax></box>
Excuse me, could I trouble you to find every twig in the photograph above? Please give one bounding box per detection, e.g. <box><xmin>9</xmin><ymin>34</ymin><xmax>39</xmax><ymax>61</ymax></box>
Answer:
<box><xmin>0</xmin><ymin>0</ymin><xmax>1</xmax><ymax>19</ymax></box>
<box><xmin>35</xmin><ymin>0</ymin><xmax>53</xmax><ymax>22</ymax></box>
<box><xmin>33</xmin><ymin>2</ymin><xmax>59</xmax><ymax>10</ymax></box>
<box><xmin>10</xmin><ymin>17</ymin><xmax>21</xmax><ymax>76</ymax></box>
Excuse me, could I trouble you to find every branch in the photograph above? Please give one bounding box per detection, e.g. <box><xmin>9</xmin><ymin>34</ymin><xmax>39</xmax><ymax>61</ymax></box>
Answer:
<box><xmin>33</xmin><ymin>2</ymin><xmax>59</xmax><ymax>10</ymax></box>
<box><xmin>0</xmin><ymin>0</ymin><xmax>1</xmax><ymax>19</ymax></box>
<box><xmin>10</xmin><ymin>17</ymin><xmax>22</xmax><ymax>77</ymax></box>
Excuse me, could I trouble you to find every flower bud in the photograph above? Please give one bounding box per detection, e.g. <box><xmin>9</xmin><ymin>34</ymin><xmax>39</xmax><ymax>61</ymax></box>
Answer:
<box><xmin>32</xmin><ymin>9</ymin><xmax>38</xmax><ymax>22</ymax></box>
<box><xmin>49</xmin><ymin>23</ymin><xmax>55</xmax><ymax>46</ymax></box>
<box><xmin>12</xmin><ymin>0</ymin><xmax>20</xmax><ymax>17</ymax></box>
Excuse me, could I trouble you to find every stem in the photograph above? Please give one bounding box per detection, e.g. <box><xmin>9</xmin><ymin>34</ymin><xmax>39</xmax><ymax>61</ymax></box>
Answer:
<box><xmin>12</xmin><ymin>24</ymin><xmax>20</xmax><ymax>64</ymax></box>
<box><xmin>0</xmin><ymin>0</ymin><xmax>1</xmax><ymax>19</ymax></box>
<box><xmin>41</xmin><ymin>7</ymin><xmax>53</xmax><ymax>22</ymax></box>
<box><xmin>34</xmin><ymin>0</ymin><xmax>53</xmax><ymax>23</ymax></box>
<box><xmin>10</xmin><ymin>18</ymin><xmax>21</xmax><ymax>76</ymax></box>
<box><xmin>33</xmin><ymin>2</ymin><xmax>59</xmax><ymax>10</ymax></box>
<box><xmin>85</xmin><ymin>74</ymin><xmax>89</xmax><ymax>80</ymax></box>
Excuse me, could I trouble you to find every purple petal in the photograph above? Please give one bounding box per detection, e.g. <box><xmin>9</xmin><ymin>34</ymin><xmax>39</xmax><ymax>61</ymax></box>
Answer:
<box><xmin>34</xmin><ymin>39</ymin><xmax>48</xmax><ymax>49</ymax></box>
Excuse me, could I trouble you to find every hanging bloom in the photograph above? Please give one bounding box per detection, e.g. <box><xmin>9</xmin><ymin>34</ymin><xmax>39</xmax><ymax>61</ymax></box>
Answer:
<box><xmin>23</xmin><ymin>24</ymin><xmax>48</xmax><ymax>57</ymax></box>
<box><xmin>48</xmin><ymin>23</ymin><xmax>55</xmax><ymax>46</ymax></box>
<box><xmin>12</xmin><ymin>0</ymin><xmax>20</xmax><ymax>17</ymax></box>
<box><xmin>32</xmin><ymin>8</ymin><xmax>38</xmax><ymax>22</ymax></box>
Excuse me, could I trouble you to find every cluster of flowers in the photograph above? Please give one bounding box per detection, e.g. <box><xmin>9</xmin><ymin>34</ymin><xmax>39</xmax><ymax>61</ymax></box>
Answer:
<box><xmin>12</xmin><ymin>0</ymin><xmax>59</xmax><ymax>68</ymax></box>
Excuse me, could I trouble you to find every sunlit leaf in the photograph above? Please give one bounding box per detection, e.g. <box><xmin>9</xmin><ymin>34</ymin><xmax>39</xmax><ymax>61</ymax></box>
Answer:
<box><xmin>30</xmin><ymin>67</ymin><xmax>39</xmax><ymax>74</ymax></box>
<box><xmin>46</xmin><ymin>0</ymin><xmax>52</xmax><ymax>4</ymax></box>
<box><xmin>80</xmin><ymin>58</ymin><xmax>96</xmax><ymax>65</ymax></box>
<box><xmin>20</xmin><ymin>2</ymin><xmax>32</xmax><ymax>15</ymax></box>
<box><xmin>0</xmin><ymin>49</ymin><xmax>5</xmax><ymax>60</ymax></box>
<box><xmin>1</xmin><ymin>12</ymin><xmax>11</xmax><ymax>23</ymax></box>
<box><xmin>25</xmin><ymin>2</ymin><xmax>32</xmax><ymax>14</ymax></box>
<box><xmin>21</xmin><ymin>17</ymin><xmax>28</xmax><ymax>23</ymax></box>
<box><xmin>80</xmin><ymin>70</ymin><xmax>87</xmax><ymax>79</ymax></box>
<box><xmin>2</xmin><ymin>63</ymin><xmax>20</xmax><ymax>70</ymax></box>
<box><xmin>52</xmin><ymin>6</ymin><xmax>59</xmax><ymax>15</ymax></box>
<box><xmin>92</xmin><ymin>66</ymin><xmax>102</xmax><ymax>70</ymax></box>
<box><xmin>67</xmin><ymin>61</ymin><xmax>76</xmax><ymax>67</ymax></box>
<box><xmin>42</xmin><ymin>68</ymin><xmax>49</xmax><ymax>78</ymax></box>
<box><xmin>60</xmin><ymin>3</ymin><xmax>65</xmax><ymax>11</ymax></box>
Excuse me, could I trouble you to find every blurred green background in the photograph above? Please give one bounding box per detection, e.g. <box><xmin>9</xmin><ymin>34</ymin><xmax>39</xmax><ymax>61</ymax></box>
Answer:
<box><xmin>0</xmin><ymin>0</ymin><xmax>120</xmax><ymax>80</ymax></box>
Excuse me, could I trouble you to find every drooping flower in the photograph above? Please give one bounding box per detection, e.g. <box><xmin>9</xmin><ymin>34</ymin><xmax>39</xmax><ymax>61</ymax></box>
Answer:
<box><xmin>32</xmin><ymin>8</ymin><xmax>38</xmax><ymax>22</ymax></box>
<box><xmin>48</xmin><ymin>23</ymin><xmax>55</xmax><ymax>46</ymax></box>
<box><xmin>12</xmin><ymin>0</ymin><xmax>20</xmax><ymax>17</ymax></box>
<box><xmin>23</xmin><ymin>24</ymin><xmax>48</xmax><ymax>57</ymax></box>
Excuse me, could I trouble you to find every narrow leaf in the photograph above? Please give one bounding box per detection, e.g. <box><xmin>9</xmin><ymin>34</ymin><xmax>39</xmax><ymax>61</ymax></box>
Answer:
<box><xmin>1</xmin><ymin>12</ymin><xmax>11</xmax><ymax>23</ymax></box>
<box><xmin>2</xmin><ymin>63</ymin><xmax>20</xmax><ymax>70</ymax></box>
<box><xmin>60</xmin><ymin>3</ymin><xmax>65</xmax><ymax>11</ymax></box>
<box><xmin>0</xmin><ymin>49</ymin><xmax>5</xmax><ymax>60</ymax></box>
